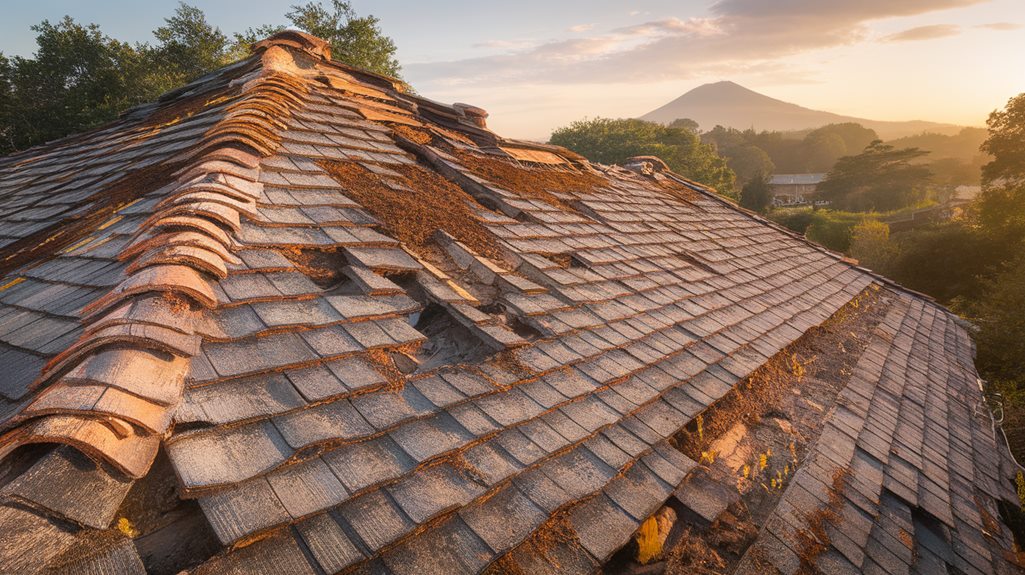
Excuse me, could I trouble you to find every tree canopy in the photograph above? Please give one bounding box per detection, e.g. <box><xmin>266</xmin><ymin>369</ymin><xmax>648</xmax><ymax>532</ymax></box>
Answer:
<box><xmin>549</xmin><ymin>117</ymin><xmax>737</xmax><ymax>198</ymax></box>
<box><xmin>0</xmin><ymin>1</ymin><xmax>402</xmax><ymax>153</ymax></box>
<box><xmin>739</xmin><ymin>173</ymin><xmax>772</xmax><ymax>213</ymax></box>
<box><xmin>816</xmin><ymin>141</ymin><xmax>932</xmax><ymax>211</ymax></box>
<box><xmin>702</xmin><ymin>122</ymin><xmax>879</xmax><ymax>178</ymax></box>
<box><xmin>0</xmin><ymin>17</ymin><xmax>152</xmax><ymax>152</ymax></box>
<box><xmin>233</xmin><ymin>1</ymin><xmax>401</xmax><ymax>78</ymax></box>
<box><xmin>981</xmin><ymin>94</ymin><xmax>1025</xmax><ymax>187</ymax></box>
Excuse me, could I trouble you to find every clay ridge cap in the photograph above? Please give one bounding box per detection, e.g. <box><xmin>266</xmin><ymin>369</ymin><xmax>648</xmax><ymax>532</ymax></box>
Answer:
<box><xmin>0</xmin><ymin>46</ymin><xmax>311</xmax><ymax>482</ymax></box>
<box><xmin>251</xmin><ymin>29</ymin><xmax>332</xmax><ymax>62</ymax></box>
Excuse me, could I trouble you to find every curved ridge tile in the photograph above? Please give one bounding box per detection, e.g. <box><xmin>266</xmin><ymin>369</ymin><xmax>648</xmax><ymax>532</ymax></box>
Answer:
<box><xmin>0</xmin><ymin>32</ymin><xmax>312</xmax><ymax>485</ymax></box>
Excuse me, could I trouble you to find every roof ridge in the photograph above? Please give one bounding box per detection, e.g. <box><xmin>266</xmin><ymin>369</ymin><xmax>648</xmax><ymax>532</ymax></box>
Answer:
<box><xmin>0</xmin><ymin>44</ymin><xmax>314</xmax><ymax>480</ymax></box>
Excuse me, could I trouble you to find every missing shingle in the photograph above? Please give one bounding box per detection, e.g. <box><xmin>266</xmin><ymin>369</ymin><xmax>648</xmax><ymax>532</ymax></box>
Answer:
<box><xmin>454</xmin><ymin>151</ymin><xmax>607</xmax><ymax>212</ymax></box>
<box><xmin>411</xmin><ymin>303</ymin><xmax>493</xmax><ymax>372</ymax></box>
<box><xmin>278</xmin><ymin>247</ymin><xmax>350</xmax><ymax>289</ymax></box>
<box><xmin>503</xmin><ymin>312</ymin><xmax>542</xmax><ymax>342</ymax></box>
<box><xmin>120</xmin><ymin>450</ymin><xmax>220</xmax><ymax>574</ymax></box>
<box><xmin>997</xmin><ymin>497</ymin><xmax>1025</xmax><ymax>550</ymax></box>
<box><xmin>910</xmin><ymin>500</ymin><xmax>955</xmax><ymax>563</ymax></box>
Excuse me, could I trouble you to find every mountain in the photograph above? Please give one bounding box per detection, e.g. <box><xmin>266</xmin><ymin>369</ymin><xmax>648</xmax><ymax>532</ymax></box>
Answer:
<box><xmin>640</xmin><ymin>81</ymin><xmax>964</xmax><ymax>139</ymax></box>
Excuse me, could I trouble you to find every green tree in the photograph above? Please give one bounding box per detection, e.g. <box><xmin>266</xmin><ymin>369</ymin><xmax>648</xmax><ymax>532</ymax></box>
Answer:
<box><xmin>550</xmin><ymin>117</ymin><xmax>737</xmax><ymax>197</ymax></box>
<box><xmin>804</xmin><ymin>123</ymin><xmax>877</xmax><ymax>160</ymax></box>
<box><xmin>739</xmin><ymin>173</ymin><xmax>772</xmax><ymax>213</ymax></box>
<box><xmin>975</xmin><ymin>255</ymin><xmax>1025</xmax><ymax>383</ymax></box>
<box><xmin>0</xmin><ymin>17</ymin><xmax>151</xmax><ymax>153</ymax></box>
<box><xmin>669</xmin><ymin>118</ymin><xmax>700</xmax><ymax>133</ymax></box>
<box><xmin>0</xmin><ymin>54</ymin><xmax>13</xmax><ymax>151</ymax></box>
<box><xmin>973</xmin><ymin>94</ymin><xmax>1025</xmax><ymax>258</ymax></box>
<box><xmin>817</xmin><ymin>140</ymin><xmax>932</xmax><ymax>211</ymax></box>
<box><xmin>848</xmin><ymin>219</ymin><xmax>896</xmax><ymax>272</ymax></box>
<box><xmin>234</xmin><ymin>1</ymin><xmax>401</xmax><ymax>78</ymax></box>
<box><xmin>727</xmin><ymin>144</ymin><xmax>774</xmax><ymax>185</ymax></box>
<box><xmin>801</xmin><ymin>130</ymin><xmax>847</xmax><ymax>172</ymax></box>
<box><xmin>149</xmin><ymin>2</ymin><xmax>231</xmax><ymax>89</ymax></box>
<box><xmin>981</xmin><ymin>94</ymin><xmax>1025</xmax><ymax>186</ymax></box>
<box><xmin>885</xmin><ymin>222</ymin><xmax>994</xmax><ymax>304</ymax></box>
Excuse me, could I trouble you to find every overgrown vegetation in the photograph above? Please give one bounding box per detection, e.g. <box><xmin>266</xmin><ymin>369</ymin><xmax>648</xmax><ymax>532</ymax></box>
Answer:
<box><xmin>0</xmin><ymin>1</ymin><xmax>402</xmax><ymax>153</ymax></box>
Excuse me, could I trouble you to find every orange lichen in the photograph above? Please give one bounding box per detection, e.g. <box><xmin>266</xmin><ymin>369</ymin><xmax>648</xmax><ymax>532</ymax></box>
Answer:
<box><xmin>483</xmin><ymin>554</ymin><xmax>528</xmax><ymax>575</ymax></box>
<box><xmin>142</xmin><ymin>86</ymin><xmax>238</xmax><ymax>130</ymax></box>
<box><xmin>391</xmin><ymin>124</ymin><xmax>433</xmax><ymax>145</ymax></box>
<box><xmin>319</xmin><ymin>160</ymin><xmax>504</xmax><ymax>260</ymax></box>
<box><xmin>795</xmin><ymin>467</ymin><xmax>849</xmax><ymax>574</ymax></box>
<box><xmin>448</xmin><ymin>452</ymin><xmax>488</xmax><ymax>485</ymax></box>
<box><xmin>657</xmin><ymin>177</ymin><xmax>704</xmax><ymax>202</ymax></box>
<box><xmin>455</xmin><ymin>151</ymin><xmax>606</xmax><ymax>210</ymax></box>
<box><xmin>529</xmin><ymin>510</ymin><xmax>580</xmax><ymax>566</ymax></box>
<box><xmin>365</xmin><ymin>348</ymin><xmax>407</xmax><ymax>393</ymax></box>
<box><xmin>161</xmin><ymin>291</ymin><xmax>193</xmax><ymax>314</ymax></box>
<box><xmin>279</xmin><ymin>246</ymin><xmax>347</xmax><ymax>287</ymax></box>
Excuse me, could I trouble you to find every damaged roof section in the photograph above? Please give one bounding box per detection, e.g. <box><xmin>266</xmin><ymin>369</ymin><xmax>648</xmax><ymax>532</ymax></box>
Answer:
<box><xmin>0</xmin><ymin>29</ymin><xmax>1019</xmax><ymax>575</ymax></box>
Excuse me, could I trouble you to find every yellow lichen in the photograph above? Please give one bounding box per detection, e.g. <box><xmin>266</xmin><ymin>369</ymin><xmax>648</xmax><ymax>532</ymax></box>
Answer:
<box><xmin>636</xmin><ymin>516</ymin><xmax>662</xmax><ymax>564</ymax></box>
<box><xmin>117</xmin><ymin>517</ymin><xmax>138</xmax><ymax>537</ymax></box>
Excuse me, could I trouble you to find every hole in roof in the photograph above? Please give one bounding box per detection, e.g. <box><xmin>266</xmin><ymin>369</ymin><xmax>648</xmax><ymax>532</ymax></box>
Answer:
<box><xmin>279</xmin><ymin>247</ymin><xmax>351</xmax><ymax>289</ymax></box>
<box><xmin>909</xmin><ymin>501</ymin><xmax>955</xmax><ymax>564</ymax></box>
<box><xmin>544</xmin><ymin>253</ymin><xmax>573</xmax><ymax>268</ymax></box>
<box><xmin>411</xmin><ymin>303</ymin><xmax>493</xmax><ymax>373</ymax></box>
<box><xmin>122</xmin><ymin>450</ymin><xmax>221</xmax><ymax>574</ymax></box>
<box><xmin>171</xmin><ymin>421</ymin><xmax>215</xmax><ymax>434</ymax></box>
<box><xmin>997</xmin><ymin>497</ymin><xmax>1025</xmax><ymax>550</ymax></box>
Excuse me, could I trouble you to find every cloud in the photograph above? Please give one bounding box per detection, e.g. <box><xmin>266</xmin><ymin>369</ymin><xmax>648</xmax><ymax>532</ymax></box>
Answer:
<box><xmin>977</xmin><ymin>22</ymin><xmax>1022</xmax><ymax>31</ymax></box>
<box><xmin>709</xmin><ymin>0</ymin><xmax>985</xmax><ymax>19</ymax></box>
<box><xmin>471</xmin><ymin>39</ymin><xmax>537</xmax><ymax>51</ymax></box>
<box><xmin>407</xmin><ymin>0</ymin><xmax>989</xmax><ymax>88</ymax></box>
<box><xmin>569</xmin><ymin>24</ymin><xmax>595</xmax><ymax>33</ymax></box>
<box><xmin>882</xmin><ymin>24</ymin><xmax>961</xmax><ymax>42</ymax></box>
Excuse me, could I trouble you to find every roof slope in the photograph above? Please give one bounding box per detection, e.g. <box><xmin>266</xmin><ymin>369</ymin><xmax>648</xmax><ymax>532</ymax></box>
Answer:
<box><xmin>0</xmin><ymin>31</ymin><xmax>1018</xmax><ymax>574</ymax></box>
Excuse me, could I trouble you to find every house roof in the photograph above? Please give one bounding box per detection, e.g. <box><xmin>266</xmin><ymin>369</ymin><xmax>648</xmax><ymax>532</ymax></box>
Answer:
<box><xmin>768</xmin><ymin>174</ymin><xmax>827</xmax><ymax>186</ymax></box>
<box><xmin>0</xmin><ymin>31</ymin><xmax>1019</xmax><ymax>574</ymax></box>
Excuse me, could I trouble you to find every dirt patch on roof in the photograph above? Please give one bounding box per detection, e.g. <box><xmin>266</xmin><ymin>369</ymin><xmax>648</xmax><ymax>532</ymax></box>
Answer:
<box><xmin>318</xmin><ymin>160</ymin><xmax>503</xmax><ymax>259</ymax></box>
<box><xmin>390</xmin><ymin>124</ymin><xmax>432</xmax><ymax>145</ymax></box>
<box><xmin>657</xmin><ymin>177</ymin><xmax>704</xmax><ymax>203</ymax></box>
<box><xmin>455</xmin><ymin>151</ymin><xmax>607</xmax><ymax>211</ymax></box>
<box><xmin>646</xmin><ymin>284</ymin><xmax>891</xmax><ymax>574</ymax></box>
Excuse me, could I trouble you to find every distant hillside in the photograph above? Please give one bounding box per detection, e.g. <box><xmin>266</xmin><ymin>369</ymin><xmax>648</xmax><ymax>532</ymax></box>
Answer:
<box><xmin>641</xmin><ymin>81</ymin><xmax>965</xmax><ymax>140</ymax></box>
<box><xmin>887</xmin><ymin>127</ymin><xmax>988</xmax><ymax>161</ymax></box>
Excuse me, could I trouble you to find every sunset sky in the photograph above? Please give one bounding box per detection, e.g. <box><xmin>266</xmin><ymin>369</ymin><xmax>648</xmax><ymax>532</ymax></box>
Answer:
<box><xmin>3</xmin><ymin>0</ymin><xmax>1024</xmax><ymax>139</ymax></box>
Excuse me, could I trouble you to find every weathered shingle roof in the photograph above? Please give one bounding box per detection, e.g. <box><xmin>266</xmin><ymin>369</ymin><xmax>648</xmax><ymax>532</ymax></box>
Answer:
<box><xmin>0</xmin><ymin>31</ymin><xmax>1019</xmax><ymax>574</ymax></box>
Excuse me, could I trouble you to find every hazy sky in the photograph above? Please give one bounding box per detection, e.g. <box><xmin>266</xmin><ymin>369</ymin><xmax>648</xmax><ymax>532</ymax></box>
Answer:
<box><xmin>2</xmin><ymin>0</ymin><xmax>1024</xmax><ymax>139</ymax></box>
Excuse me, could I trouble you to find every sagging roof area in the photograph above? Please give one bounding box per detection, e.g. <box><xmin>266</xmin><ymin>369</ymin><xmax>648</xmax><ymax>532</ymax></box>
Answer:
<box><xmin>0</xmin><ymin>30</ymin><xmax>1021</xmax><ymax>575</ymax></box>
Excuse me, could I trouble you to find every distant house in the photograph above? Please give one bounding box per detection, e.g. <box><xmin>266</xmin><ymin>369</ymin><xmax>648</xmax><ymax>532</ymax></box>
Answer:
<box><xmin>768</xmin><ymin>173</ymin><xmax>827</xmax><ymax>206</ymax></box>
